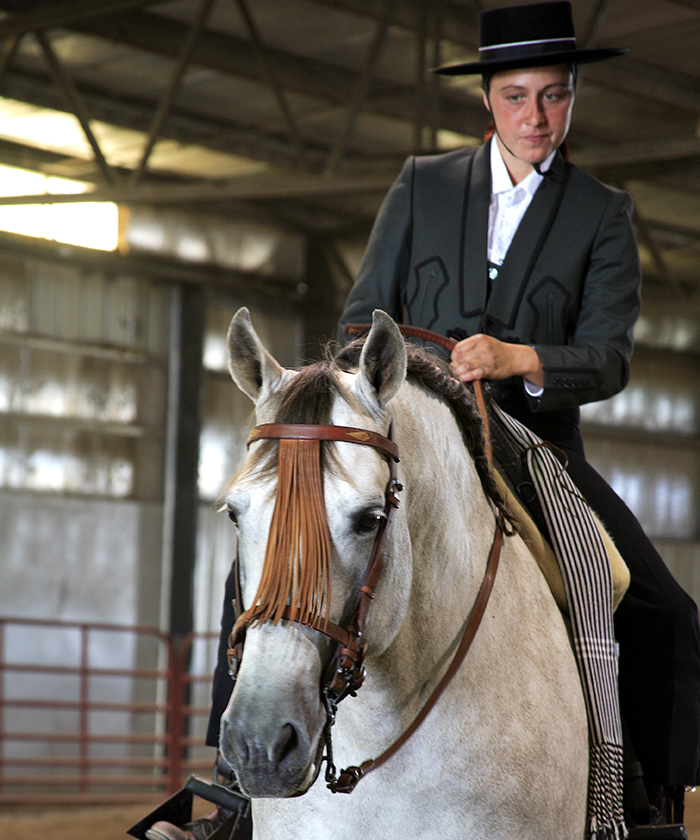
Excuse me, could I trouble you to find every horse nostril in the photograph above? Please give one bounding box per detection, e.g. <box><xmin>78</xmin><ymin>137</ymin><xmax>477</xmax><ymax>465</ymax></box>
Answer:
<box><xmin>222</xmin><ymin>719</ymin><xmax>249</xmax><ymax>762</ymax></box>
<box><xmin>271</xmin><ymin>722</ymin><xmax>301</xmax><ymax>766</ymax></box>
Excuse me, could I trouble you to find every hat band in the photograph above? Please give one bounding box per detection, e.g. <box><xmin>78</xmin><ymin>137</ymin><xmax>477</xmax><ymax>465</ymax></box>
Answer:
<box><xmin>479</xmin><ymin>36</ymin><xmax>576</xmax><ymax>62</ymax></box>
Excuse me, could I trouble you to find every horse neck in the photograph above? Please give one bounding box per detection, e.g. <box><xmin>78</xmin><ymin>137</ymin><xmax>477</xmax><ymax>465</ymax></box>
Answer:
<box><xmin>396</xmin><ymin>377</ymin><xmax>495</xmax><ymax>567</ymax></box>
<box><xmin>388</xmin><ymin>381</ymin><xmax>497</xmax><ymax>650</ymax></box>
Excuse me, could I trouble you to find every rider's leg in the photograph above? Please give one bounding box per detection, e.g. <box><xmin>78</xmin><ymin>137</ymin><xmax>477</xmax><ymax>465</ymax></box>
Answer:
<box><xmin>564</xmin><ymin>451</ymin><xmax>700</xmax><ymax>809</ymax></box>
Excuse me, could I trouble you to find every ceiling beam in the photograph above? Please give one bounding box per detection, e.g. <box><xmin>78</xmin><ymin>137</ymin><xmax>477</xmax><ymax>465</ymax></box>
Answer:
<box><xmin>2</xmin><ymin>60</ymin><xmax>698</xmax><ymax>203</ymax></box>
<box><xmin>323</xmin><ymin>0</ymin><xmax>398</xmax><ymax>176</ymax></box>
<box><xmin>584</xmin><ymin>59</ymin><xmax>700</xmax><ymax>114</ymax></box>
<box><xmin>0</xmin><ymin>169</ymin><xmax>396</xmax><ymax>206</ymax></box>
<box><xmin>0</xmin><ymin>0</ymin><xmax>160</xmax><ymax>36</ymax></box>
<box><xmin>308</xmin><ymin>0</ymin><xmax>700</xmax><ymax>116</ymax></box>
<box><xmin>0</xmin><ymin>71</ymin><xmax>340</xmax><ymax>174</ymax></box>
<box><xmin>574</xmin><ymin>137</ymin><xmax>700</xmax><ymax>169</ymax></box>
<box><xmin>34</xmin><ymin>30</ymin><xmax>117</xmax><ymax>186</ymax></box>
<box><xmin>305</xmin><ymin>0</ymin><xmax>478</xmax><ymax>48</ymax></box>
<box><xmin>232</xmin><ymin>0</ymin><xmax>309</xmax><ymax>171</ymax></box>
<box><xmin>573</xmin><ymin>138</ymin><xmax>700</xmax><ymax>183</ymax></box>
<box><xmin>67</xmin><ymin>5</ymin><xmax>700</xmax><ymax>151</ymax></box>
<box><xmin>129</xmin><ymin>0</ymin><xmax>216</xmax><ymax>186</ymax></box>
<box><xmin>69</xmin><ymin>7</ymin><xmax>490</xmax><ymax>139</ymax></box>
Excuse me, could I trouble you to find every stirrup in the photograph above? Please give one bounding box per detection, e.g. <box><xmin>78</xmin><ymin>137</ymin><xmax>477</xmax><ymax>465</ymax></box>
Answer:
<box><xmin>127</xmin><ymin>774</ymin><xmax>250</xmax><ymax>840</ymax></box>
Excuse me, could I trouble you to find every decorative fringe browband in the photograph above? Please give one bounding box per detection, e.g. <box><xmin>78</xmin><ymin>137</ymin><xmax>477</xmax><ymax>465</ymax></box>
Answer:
<box><xmin>232</xmin><ymin>438</ymin><xmax>332</xmax><ymax>638</ymax></box>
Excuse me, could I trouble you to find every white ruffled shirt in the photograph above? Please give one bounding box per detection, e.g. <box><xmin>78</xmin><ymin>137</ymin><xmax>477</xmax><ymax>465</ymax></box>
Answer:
<box><xmin>488</xmin><ymin>139</ymin><xmax>556</xmax><ymax>266</ymax></box>
<box><xmin>487</xmin><ymin>140</ymin><xmax>556</xmax><ymax>397</ymax></box>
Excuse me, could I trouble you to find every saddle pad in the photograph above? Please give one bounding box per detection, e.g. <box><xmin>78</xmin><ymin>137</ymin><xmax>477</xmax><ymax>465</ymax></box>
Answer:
<box><xmin>493</xmin><ymin>470</ymin><xmax>630</xmax><ymax>613</ymax></box>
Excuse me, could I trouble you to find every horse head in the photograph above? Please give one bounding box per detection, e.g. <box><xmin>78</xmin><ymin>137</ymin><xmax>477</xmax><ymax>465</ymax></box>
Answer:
<box><xmin>219</xmin><ymin>307</ymin><xmax>412</xmax><ymax>798</ymax></box>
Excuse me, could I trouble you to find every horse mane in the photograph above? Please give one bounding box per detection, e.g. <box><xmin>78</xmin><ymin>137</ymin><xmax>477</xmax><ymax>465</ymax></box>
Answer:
<box><xmin>235</xmin><ymin>340</ymin><xmax>512</xmax><ymax>637</ymax></box>
<box><xmin>335</xmin><ymin>337</ymin><xmax>512</xmax><ymax>530</ymax></box>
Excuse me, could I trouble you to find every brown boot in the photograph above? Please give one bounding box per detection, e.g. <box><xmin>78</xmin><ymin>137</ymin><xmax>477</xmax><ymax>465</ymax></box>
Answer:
<box><xmin>145</xmin><ymin>807</ymin><xmax>233</xmax><ymax>840</ymax></box>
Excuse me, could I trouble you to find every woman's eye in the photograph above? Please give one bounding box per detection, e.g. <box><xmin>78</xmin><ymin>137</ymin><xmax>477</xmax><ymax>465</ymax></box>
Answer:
<box><xmin>355</xmin><ymin>510</ymin><xmax>386</xmax><ymax>534</ymax></box>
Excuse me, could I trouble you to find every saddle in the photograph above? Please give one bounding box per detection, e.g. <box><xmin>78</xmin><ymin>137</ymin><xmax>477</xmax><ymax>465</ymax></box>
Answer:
<box><xmin>493</xmin><ymin>466</ymin><xmax>629</xmax><ymax>613</ymax></box>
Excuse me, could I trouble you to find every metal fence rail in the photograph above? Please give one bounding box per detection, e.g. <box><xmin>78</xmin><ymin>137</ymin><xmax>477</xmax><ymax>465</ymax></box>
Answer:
<box><xmin>0</xmin><ymin>617</ymin><xmax>218</xmax><ymax>805</ymax></box>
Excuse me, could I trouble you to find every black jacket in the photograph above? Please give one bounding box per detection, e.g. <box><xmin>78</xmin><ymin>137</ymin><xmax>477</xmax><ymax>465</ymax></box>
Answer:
<box><xmin>339</xmin><ymin>139</ymin><xmax>641</xmax><ymax>415</ymax></box>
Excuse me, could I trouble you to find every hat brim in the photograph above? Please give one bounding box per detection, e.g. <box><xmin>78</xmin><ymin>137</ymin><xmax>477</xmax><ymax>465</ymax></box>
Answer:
<box><xmin>433</xmin><ymin>47</ymin><xmax>627</xmax><ymax>76</ymax></box>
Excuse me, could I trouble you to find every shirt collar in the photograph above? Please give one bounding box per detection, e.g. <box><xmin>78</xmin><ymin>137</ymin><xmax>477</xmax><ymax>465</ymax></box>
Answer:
<box><xmin>489</xmin><ymin>137</ymin><xmax>556</xmax><ymax>197</ymax></box>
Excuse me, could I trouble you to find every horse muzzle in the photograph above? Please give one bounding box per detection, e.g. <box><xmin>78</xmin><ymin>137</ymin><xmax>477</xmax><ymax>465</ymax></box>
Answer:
<box><xmin>219</xmin><ymin>623</ymin><xmax>328</xmax><ymax>798</ymax></box>
<box><xmin>219</xmin><ymin>712</ymin><xmax>325</xmax><ymax>798</ymax></box>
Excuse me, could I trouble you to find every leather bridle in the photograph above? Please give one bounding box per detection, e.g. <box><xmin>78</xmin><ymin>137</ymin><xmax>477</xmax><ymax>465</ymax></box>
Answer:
<box><xmin>226</xmin><ymin>326</ymin><xmax>503</xmax><ymax>794</ymax></box>
<box><xmin>227</xmin><ymin>422</ymin><xmax>402</xmax><ymax>705</ymax></box>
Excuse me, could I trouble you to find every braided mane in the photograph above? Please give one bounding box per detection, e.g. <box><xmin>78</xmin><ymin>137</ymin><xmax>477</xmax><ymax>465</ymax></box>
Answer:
<box><xmin>335</xmin><ymin>337</ymin><xmax>511</xmax><ymax>529</ymax></box>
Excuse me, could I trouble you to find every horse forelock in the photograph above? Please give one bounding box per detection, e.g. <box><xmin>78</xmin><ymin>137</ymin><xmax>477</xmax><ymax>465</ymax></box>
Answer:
<box><xmin>234</xmin><ymin>361</ymin><xmax>345</xmax><ymax>635</ymax></box>
<box><xmin>233</xmin><ymin>361</ymin><xmax>345</xmax><ymax>480</ymax></box>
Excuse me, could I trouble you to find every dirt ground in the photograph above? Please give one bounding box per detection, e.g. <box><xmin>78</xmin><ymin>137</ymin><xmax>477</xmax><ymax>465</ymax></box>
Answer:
<box><xmin>1</xmin><ymin>790</ymin><xmax>700</xmax><ymax>839</ymax></box>
<box><xmin>0</xmin><ymin>804</ymin><xmax>148</xmax><ymax>840</ymax></box>
<box><xmin>0</xmin><ymin>799</ymin><xmax>213</xmax><ymax>840</ymax></box>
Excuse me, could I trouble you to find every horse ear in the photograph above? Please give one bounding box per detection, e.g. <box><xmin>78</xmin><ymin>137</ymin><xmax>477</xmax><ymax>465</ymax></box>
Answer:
<box><xmin>356</xmin><ymin>310</ymin><xmax>407</xmax><ymax>412</ymax></box>
<box><xmin>226</xmin><ymin>307</ymin><xmax>291</xmax><ymax>403</ymax></box>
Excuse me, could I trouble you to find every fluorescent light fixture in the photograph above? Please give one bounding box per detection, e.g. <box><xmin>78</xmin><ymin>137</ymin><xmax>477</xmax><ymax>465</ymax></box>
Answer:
<box><xmin>0</xmin><ymin>163</ymin><xmax>119</xmax><ymax>251</ymax></box>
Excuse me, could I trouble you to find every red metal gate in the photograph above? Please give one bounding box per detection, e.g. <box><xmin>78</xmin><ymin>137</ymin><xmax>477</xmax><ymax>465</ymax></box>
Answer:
<box><xmin>0</xmin><ymin>617</ymin><xmax>218</xmax><ymax>805</ymax></box>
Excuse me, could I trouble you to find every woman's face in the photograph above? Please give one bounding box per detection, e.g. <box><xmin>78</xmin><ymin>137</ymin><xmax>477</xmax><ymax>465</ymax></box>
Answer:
<box><xmin>484</xmin><ymin>64</ymin><xmax>575</xmax><ymax>180</ymax></box>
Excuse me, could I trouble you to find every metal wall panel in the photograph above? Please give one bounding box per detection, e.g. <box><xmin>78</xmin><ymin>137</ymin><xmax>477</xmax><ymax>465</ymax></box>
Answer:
<box><xmin>581</xmin><ymin>348</ymin><xmax>700</xmax><ymax>435</ymax></box>
<box><xmin>582</xmin><ymin>346</ymin><xmax>700</xmax><ymax>541</ymax></box>
<box><xmin>0</xmin><ymin>256</ymin><xmax>169</xmax><ymax>500</ymax></box>
<box><xmin>585</xmin><ymin>436</ymin><xmax>700</xmax><ymax>540</ymax></box>
<box><xmin>198</xmin><ymin>293</ymin><xmax>302</xmax><ymax>501</ymax></box>
<box><xmin>192</xmin><ymin>293</ymin><xmax>302</xmax><ymax>699</ymax></box>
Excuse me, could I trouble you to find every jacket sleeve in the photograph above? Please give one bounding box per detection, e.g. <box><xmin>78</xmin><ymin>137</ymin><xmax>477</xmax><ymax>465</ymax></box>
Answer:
<box><xmin>337</xmin><ymin>158</ymin><xmax>414</xmax><ymax>345</ymax></box>
<box><xmin>531</xmin><ymin>187</ymin><xmax>641</xmax><ymax>412</ymax></box>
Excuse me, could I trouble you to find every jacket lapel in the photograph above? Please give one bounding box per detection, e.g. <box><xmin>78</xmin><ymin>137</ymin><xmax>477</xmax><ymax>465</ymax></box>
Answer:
<box><xmin>460</xmin><ymin>141</ymin><xmax>491</xmax><ymax>320</ymax></box>
<box><xmin>484</xmin><ymin>151</ymin><xmax>568</xmax><ymax>332</ymax></box>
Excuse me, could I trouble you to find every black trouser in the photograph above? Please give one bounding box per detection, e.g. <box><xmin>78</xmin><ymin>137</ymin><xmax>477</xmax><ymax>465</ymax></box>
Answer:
<box><xmin>565</xmin><ymin>451</ymin><xmax>700</xmax><ymax>786</ymax></box>
<box><xmin>207</xmin><ymin>576</ymin><xmax>238</xmax><ymax>748</ymax></box>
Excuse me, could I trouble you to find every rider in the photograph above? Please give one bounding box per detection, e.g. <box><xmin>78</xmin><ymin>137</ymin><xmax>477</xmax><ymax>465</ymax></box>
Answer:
<box><xmin>337</xmin><ymin>1</ymin><xmax>700</xmax><ymax>835</ymax></box>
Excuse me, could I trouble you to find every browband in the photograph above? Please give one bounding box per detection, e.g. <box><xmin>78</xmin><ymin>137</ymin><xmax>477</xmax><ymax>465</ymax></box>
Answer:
<box><xmin>248</xmin><ymin>423</ymin><xmax>400</xmax><ymax>464</ymax></box>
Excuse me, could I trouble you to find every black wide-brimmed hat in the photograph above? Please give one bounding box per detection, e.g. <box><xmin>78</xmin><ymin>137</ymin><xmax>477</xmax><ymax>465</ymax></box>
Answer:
<box><xmin>434</xmin><ymin>1</ymin><xmax>627</xmax><ymax>76</ymax></box>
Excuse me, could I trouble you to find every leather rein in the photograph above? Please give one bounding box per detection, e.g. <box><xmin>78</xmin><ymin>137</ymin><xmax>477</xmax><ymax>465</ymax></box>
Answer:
<box><xmin>227</xmin><ymin>325</ymin><xmax>503</xmax><ymax>794</ymax></box>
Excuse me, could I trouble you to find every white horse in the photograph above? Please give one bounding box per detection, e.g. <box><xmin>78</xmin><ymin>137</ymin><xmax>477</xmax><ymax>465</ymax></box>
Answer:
<box><xmin>219</xmin><ymin>307</ymin><xmax>588</xmax><ymax>840</ymax></box>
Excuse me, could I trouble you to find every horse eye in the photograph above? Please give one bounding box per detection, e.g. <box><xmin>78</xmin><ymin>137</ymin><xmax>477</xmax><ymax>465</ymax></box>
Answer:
<box><xmin>221</xmin><ymin>506</ymin><xmax>238</xmax><ymax>526</ymax></box>
<box><xmin>220</xmin><ymin>495</ymin><xmax>248</xmax><ymax>527</ymax></box>
<box><xmin>355</xmin><ymin>509</ymin><xmax>386</xmax><ymax>534</ymax></box>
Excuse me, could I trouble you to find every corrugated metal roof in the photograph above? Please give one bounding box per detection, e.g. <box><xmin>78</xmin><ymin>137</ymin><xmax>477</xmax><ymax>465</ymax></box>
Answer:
<box><xmin>0</xmin><ymin>0</ymin><xmax>696</xmax><ymax>309</ymax></box>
